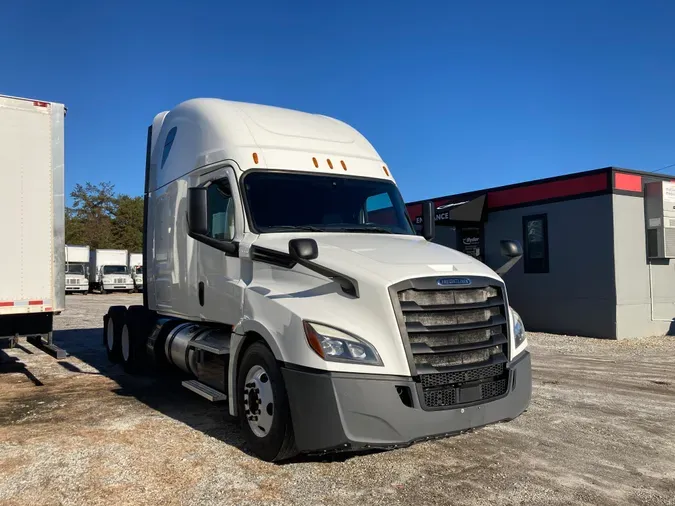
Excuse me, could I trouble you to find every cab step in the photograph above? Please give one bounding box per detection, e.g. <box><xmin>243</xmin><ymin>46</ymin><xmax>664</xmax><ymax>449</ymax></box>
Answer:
<box><xmin>181</xmin><ymin>380</ymin><xmax>227</xmax><ymax>402</ymax></box>
<box><xmin>189</xmin><ymin>334</ymin><xmax>230</xmax><ymax>355</ymax></box>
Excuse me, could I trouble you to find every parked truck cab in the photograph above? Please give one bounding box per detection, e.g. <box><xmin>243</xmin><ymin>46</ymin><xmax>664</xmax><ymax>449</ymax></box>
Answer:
<box><xmin>128</xmin><ymin>253</ymin><xmax>143</xmax><ymax>292</ymax></box>
<box><xmin>65</xmin><ymin>245</ymin><xmax>90</xmax><ymax>294</ymax></box>
<box><xmin>90</xmin><ymin>249</ymin><xmax>135</xmax><ymax>294</ymax></box>
<box><xmin>104</xmin><ymin>98</ymin><xmax>532</xmax><ymax>461</ymax></box>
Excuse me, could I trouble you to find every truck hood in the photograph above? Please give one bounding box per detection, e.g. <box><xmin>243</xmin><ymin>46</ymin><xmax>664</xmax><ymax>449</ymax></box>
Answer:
<box><xmin>248</xmin><ymin>232</ymin><xmax>501</xmax><ymax>283</ymax></box>
<box><xmin>244</xmin><ymin>232</ymin><xmax>506</xmax><ymax>376</ymax></box>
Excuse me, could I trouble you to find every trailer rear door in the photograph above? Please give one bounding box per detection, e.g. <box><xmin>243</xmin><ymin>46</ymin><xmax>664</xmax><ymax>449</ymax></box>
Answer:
<box><xmin>0</xmin><ymin>96</ymin><xmax>65</xmax><ymax>314</ymax></box>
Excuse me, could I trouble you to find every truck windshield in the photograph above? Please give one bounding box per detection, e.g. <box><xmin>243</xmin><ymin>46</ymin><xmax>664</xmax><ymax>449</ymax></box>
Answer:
<box><xmin>103</xmin><ymin>265</ymin><xmax>128</xmax><ymax>275</ymax></box>
<box><xmin>66</xmin><ymin>264</ymin><xmax>85</xmax><ymax>275</ymax></box>
<box><xmin>243</xmin><ymin>171</ymin><xmax>415</xmax><ymax>234</ymax></box>
<box><xmin>135</xmin><ymin>266</ymin><xmax>144</xmax><ymax>274</ymax></box>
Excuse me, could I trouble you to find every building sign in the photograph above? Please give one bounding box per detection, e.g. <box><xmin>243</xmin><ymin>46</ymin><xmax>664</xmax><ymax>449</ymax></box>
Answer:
<box><xmin>414</xmin><ymin>205</ymin><xmax>468</xmax><ymax>225</ymax></box>
<box><xmin>409</xmin><ymin>195</ymin><xmax>486</xmax><ymax>226</ymax></box>
<box><xmin>457</xmin><ymin>227</ymin><xmax>482</xmax><ymax>261</ymax></box>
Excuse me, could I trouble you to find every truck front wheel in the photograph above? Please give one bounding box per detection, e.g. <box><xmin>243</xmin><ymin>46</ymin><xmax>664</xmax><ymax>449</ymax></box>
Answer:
<box><xmin>237</xmin><ymin>342</ymin><xmax>298</xmax><ymax>462</ymax></box>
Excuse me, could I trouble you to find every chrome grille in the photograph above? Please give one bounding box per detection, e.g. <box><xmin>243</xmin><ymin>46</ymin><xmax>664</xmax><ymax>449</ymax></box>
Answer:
<box><xmin>394</xmin><ymin>278</ymin><xmax>510</xmax><ymax>410</ymax></box>
<box><xmin>115</xmin><ymin>278</ymin><xmax>126</xmax><ymax>284</ymax></box>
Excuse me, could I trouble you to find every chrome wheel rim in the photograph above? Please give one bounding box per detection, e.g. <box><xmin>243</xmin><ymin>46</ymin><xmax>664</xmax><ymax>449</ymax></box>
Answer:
<box><xmin>121</xmin><ymin>324</ymin><xmax>130</xmax><ymax>362</ymax></box>
<box><xmin>244</xmin><ymin>365</ymin><xmax>274</xmax><ymax>438</ymax></box>
<box><xmin>106</xmin><ymin>318</ymin><xmax>114</xmax><ymax>351</ymax></box>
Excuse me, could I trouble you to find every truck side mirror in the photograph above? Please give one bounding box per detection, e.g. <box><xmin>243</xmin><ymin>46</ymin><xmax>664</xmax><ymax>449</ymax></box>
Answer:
<box><xmin>188</xmin><ymin>187</ymin><xmax>208</xmax><ymax>236</ymax></box>
<box><xmin>500</xmin><ymin>240</ymin><xmax>523</xmax><ymax>258</ymax></box>
<box><xmin>495</xmin><ymin>239</ymin><xmax>523</xmax><ymax>276</ymax></box>
<box><xmin>289</xmin><ymin>238</ymin><xmax>319</xmax><ymax>260</ymax></box>
<box><xmin>422</xmin><ymin>201</ymin><xmax>435</xmax><ymax>241</ymax></box>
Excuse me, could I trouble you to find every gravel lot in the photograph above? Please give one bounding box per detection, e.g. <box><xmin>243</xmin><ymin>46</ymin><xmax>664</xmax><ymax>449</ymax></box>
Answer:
<box><xmin>1</xmin><ymin>293</ymin><xmax>674</xmax><ymax>506</ymax></box>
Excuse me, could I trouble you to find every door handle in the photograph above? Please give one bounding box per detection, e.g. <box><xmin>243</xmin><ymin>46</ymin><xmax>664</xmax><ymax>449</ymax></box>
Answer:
<box><xmin>198</xmin><ymin>281</ymin><xmax>204</xmax><ymax>306</ymax></box>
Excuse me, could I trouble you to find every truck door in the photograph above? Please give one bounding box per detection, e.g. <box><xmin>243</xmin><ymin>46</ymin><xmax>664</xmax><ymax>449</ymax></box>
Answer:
<box><xmin>192</xmin><ymin>166</ymin><xmax>243</xmax><ymax>325</ymax></box>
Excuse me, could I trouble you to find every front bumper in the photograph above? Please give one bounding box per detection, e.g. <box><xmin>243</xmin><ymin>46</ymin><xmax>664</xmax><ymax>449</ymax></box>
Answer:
<box><xmin>102</xmin><ymin>283</ymin><xmax>134</xmax><ymax>290</ymax></box>
<box><xmin>66</xmin><ymin>285</ymin><xmax>88</xmax><ymax>292</ymax></box>
<box><xmin>282</xmin><ymin>351</ymin><xmax>531</xmax><ymax>454</ymax></box>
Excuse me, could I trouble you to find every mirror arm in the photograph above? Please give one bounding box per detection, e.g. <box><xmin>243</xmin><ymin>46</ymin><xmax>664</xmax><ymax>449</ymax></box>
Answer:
<box><xmin>495</xmin><ymin>255</ymin><xmax>521</xmax><ymax>276</ymax></box>
<box><xmin>187</xmin><ymin>229</ymin><xmax>239</xmax><ymax>256</ymax></box>
<box><xmin>295</xmin><ymin>258</ymin><xmax>360</xmax><ymax>298</ymax></box>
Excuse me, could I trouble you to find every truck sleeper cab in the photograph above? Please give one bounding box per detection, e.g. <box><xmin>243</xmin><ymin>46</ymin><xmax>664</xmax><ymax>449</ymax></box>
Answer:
<box><xmin>103</xmin><ymin>98</ymin><xmax>532</xmax><ymax>462</ymax></box>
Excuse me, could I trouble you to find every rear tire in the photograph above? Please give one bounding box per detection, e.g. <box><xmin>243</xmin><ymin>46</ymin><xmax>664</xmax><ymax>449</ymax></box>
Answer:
<box><xmin>122</xmin><ymin>305</ymin><xmax>151</xmax><ymax>374</ymax></box>
<box><xmin>105</xmin><ymin>306</ymin><xmax>127</xmax><ymax>362</ymax></box>
<box><xmin>237</xmin><ymin>342</ymin><xmax>298</xmax><ymax>462</ymax></box>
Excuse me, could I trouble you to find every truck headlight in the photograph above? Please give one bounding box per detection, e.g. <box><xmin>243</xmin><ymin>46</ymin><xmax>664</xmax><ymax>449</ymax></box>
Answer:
<box><xmin>303</xmin><ymin>321</ymin><xmax>383</xmax><ymax>366</ymax></box>
<box><xmin>509</xmin><ymin>307</ymin><xmax>527</xmax><ymax>356</ymax></box>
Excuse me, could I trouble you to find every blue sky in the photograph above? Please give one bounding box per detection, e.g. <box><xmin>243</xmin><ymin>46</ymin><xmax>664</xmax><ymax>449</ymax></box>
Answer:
<box><xmin>2</xmin><ymin>0</ymin><xmax>674</xmax><ymax>203</ymax></box>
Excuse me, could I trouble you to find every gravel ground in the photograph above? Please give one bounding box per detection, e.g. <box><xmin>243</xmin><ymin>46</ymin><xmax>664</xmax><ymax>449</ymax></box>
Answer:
<box><xmin>1</xmin><ymin>293</ymin><xmax>674</xmax><ymax>506</ymax></box>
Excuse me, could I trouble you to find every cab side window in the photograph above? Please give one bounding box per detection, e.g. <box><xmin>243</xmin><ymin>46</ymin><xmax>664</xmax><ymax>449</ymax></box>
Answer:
<box><xmin>206</xmin><ymin>179</ymin><xmax>235</xmax><ymax>241</ymax></box>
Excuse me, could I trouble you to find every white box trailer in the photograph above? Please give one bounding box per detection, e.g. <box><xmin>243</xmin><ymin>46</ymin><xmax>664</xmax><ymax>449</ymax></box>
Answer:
<box><xmin>89</xmin><ymin>249</ymin><xmax>134</xmax><ymax>293</ymax></box>
<box><xmin>128</xmin><ymin>252</ymin><xmax>143</xmax><ymax>292</ymax></box>
<box><xmin>65</xmin><ymin>244</ymin><xmax>90</xmax><ymax>294</ymax></box>
<box><xmin>0</xmin><ymin>94</ymin><xmax>67</xmax><ymax>358</ymax></box>
<box><xmin>103</xmin><ymin>98</ymin><xmax>531</xmax><ymax>462</ymax></box>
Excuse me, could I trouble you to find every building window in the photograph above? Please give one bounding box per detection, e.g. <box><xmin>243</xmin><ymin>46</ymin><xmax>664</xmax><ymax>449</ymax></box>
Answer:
<box><xmin>523</xmin><ymin>214</ymin><xmax>549</xmax><ymax>273</ymax></box>
<box><xmin>206</xmin><ymin>179</ymin><xmax>235</xmax><ymax>241</ymax></box>
<box><xmin>161</xmin><ymin>127</ymin><xmax>177</xmax><ymax>169</ymax></box>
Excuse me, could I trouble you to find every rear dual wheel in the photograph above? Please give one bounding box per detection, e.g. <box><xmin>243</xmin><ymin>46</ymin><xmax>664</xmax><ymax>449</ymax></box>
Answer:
<box><xmin>104</xmin><ymin>306</ymin><xmax>126</xmax><ymax>362</ymax></box>
<box><xmin>104</xmin><ymin>305</ymin><xmax>150</xmax><ymax>373</ymax></box>
<box><xmin>121</xmin><ymin>306</ymin><xmax>151</xmax><ymax>374</ymax></box>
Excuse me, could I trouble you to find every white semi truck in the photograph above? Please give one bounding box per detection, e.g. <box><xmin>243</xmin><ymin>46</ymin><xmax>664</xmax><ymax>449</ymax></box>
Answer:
<box><xmin>128</xmin><ymin>252</ymin><xmax>143</xmax><ymax>292</ymax></box>
<box><xmin>103</xmin><ymin>98</ymin><xmax>531</xmax><ymax>461</ymax></box>
<box><xmin>65</xmin><ymin>245</ymin><xmax>90</xmax><ymax>294</ymax></box>
<box><xmin>0</xmin><ymin>94</ymin><xmax>67</xmax><ymax>358</ymax></box>
<box><xmin>89</xmin><ymin>249</ymin><xmax>135</xmax><ymax>294</ymax></box>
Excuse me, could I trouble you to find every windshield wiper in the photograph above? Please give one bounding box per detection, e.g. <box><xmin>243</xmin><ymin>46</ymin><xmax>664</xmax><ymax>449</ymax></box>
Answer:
<box><xmin>263</xmin><ymin>225</ymin><xmax>324</xmax><ymax>232</ymax></box>
<box><xmin>327</xmin><ymin>225</ymin><xmax>393</xmax><ymax>234</ymax></box>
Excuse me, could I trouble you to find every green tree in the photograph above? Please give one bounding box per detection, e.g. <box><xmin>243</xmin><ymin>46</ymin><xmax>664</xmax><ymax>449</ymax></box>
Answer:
<box><xmin>112</xmin><ymin>195</ymin><xmax>144</xmax><ymax>252</ymax></box>
<box><xmin>66</xmin><ymin>182</ymin><xmax>116</xmax><ymax>248</ymax></box>
<box><xmin>64</xmin><ymin>182</ymin><xmax>144</xmax><ymax>251</ymax></box>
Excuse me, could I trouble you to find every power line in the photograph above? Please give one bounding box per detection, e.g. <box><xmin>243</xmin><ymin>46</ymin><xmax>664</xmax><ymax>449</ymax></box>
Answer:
<box><xmin>653</xmin><ymin>162</ymin><xmax>675</xmax><ymax>174</ymax></box>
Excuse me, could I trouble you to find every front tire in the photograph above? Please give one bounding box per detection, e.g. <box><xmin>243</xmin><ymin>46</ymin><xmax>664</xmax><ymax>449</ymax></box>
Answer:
<box><xmin>237</xmin><ymin>342</ymin><xmax>298</xmax><ymax>462</ymax></box>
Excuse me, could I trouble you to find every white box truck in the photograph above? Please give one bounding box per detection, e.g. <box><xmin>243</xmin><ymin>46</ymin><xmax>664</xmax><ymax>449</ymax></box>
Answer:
<box><xmin>128</xmin><ymin>252</ymin><xmax>143</xmax><ymax>292</ymax></box>
<box><xmin>89</xmin><ymin>249</ymin><xmax>135</xmax><ymax>294</ymax></box>
<box><xmin>103</xmin><ymin>98</ymin><xmax>531</xmax><ymax>461</ymax></box>
<box><xmin>65</xmin><ymin>244</ymin><xmax>90</xmax><ymax>294</ymax></box>
<box><xmin>0</xmin><ymin>94</ymin><xmax>67</xmax><ymax>358</ymax></box>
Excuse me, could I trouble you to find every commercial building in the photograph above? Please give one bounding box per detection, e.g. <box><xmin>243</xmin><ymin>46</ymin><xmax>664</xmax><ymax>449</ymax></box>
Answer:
<box><xmin>406</xmin><ymin>167</ymin><xmax>675</xmax><ymax>339</ymax></box>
